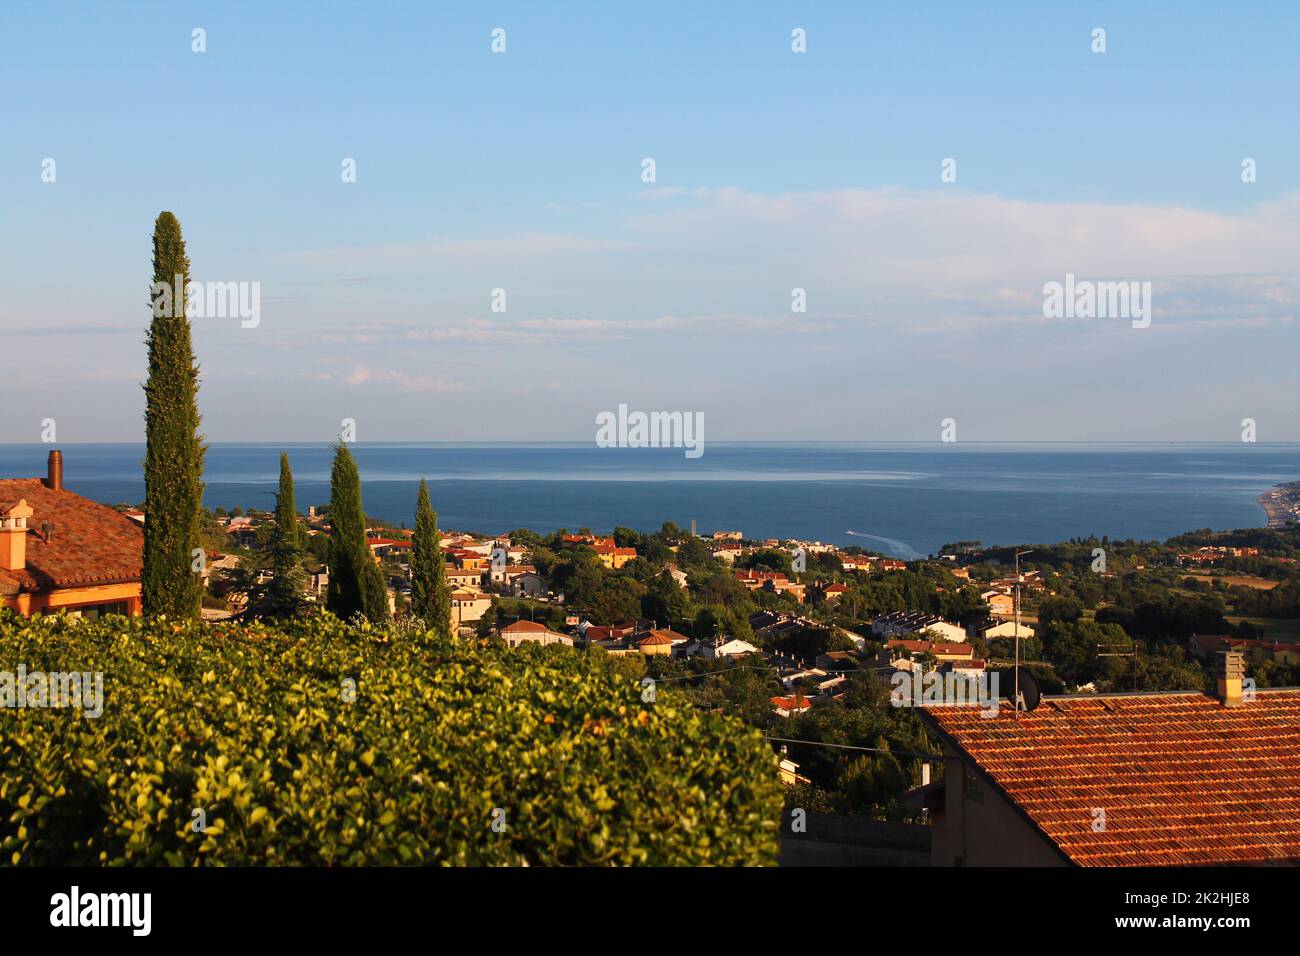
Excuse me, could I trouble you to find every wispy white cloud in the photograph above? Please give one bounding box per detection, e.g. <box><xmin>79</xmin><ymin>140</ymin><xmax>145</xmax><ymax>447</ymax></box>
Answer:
<box><xmin>342</xmin><ymin>366</ymin><xmax>464</xmax><ymax>393</ymax></box>
<box><xmin>282</xmin><ymin>233</ymin><xmax>631</xmax><ymax>270</ymax></box>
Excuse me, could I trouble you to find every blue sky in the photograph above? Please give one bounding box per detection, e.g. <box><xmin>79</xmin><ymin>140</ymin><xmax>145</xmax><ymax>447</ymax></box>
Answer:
<box><xmin>3</xmin><ymin>1</ymin><xmax>1300</xmax><ymax>442</ymax></box>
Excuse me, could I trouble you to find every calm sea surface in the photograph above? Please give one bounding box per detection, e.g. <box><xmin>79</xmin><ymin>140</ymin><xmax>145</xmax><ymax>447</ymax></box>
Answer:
<box><xmin>1</xmin><ymin>443</ymin><xmax>1295</xmax><ymax>558</ymax></box>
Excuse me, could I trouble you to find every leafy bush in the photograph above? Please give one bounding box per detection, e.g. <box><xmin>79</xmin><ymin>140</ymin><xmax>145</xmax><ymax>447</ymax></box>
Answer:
<box><xmin>0</xmin><ymin>612</ymin><xmax>781</xmax><ymax>865</ymax></box>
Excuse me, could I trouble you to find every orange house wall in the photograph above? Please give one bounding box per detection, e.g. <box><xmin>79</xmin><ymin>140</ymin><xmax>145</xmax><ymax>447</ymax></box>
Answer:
<box><xmin>3</xmin><ymin>582</ymin><xmax>143</xmax><ymax>617</ymax></box>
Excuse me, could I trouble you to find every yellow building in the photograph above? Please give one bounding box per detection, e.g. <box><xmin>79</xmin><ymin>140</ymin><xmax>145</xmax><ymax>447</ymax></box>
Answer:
<box><xmin>593</xmin><ymin>544</ymin><xmax>637</xmax><ymax>570</ymax></box>
<box><xmin>637</xmin><ymin>629</ymin><xmax>675</xmax><ymax>656</ymax></box>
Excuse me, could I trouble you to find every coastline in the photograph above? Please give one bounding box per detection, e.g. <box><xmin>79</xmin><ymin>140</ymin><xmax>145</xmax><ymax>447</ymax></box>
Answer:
<box><xmin>1259</xmin><ymin>482</ymin><xmax>1300</xmax><ymax>528</ymax></box>
<box><xmin>1</xmin><ymin>443</ymin><xmax>1292</xmax><ymax>552</ymax></box>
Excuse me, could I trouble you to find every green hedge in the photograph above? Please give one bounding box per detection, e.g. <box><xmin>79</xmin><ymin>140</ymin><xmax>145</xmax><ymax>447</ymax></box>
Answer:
<box><xmin>0</xmin><ymin>613</ymin><xmax>781</xmax><ymax>865</ymax></box>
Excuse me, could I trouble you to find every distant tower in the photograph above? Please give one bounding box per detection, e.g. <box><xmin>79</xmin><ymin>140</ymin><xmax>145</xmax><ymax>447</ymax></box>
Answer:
<box><xmin>690</xmin><ymin>519</ymin><xmax>697</xmax><ymax>537</ymax></box>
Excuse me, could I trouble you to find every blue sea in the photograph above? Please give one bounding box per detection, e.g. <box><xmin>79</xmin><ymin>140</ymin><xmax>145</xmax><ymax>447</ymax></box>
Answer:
<box><xmin>1</xmin><ymin>443</ymin><xmax>1295</xmax><ymax>558</ymax></box>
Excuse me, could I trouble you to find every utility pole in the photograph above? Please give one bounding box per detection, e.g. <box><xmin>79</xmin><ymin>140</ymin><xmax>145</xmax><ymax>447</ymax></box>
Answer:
<box><xmin>1013</xmin><ymin>548</ymin><xmax>1034</xmax><ymax>718</ymax></box>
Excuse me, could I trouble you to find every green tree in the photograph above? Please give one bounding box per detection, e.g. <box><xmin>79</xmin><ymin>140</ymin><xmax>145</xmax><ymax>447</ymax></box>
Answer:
<box><xmin>362</xmin><ymin>560</ymin><xmax>391</xmax><ymax>625</ymax></box>
<box><xmin>250</xmin><ymin>453</ymin><xmax>306</xmax><ymax>619</ymax></box>
<box><xmin>642</xmin><ymin>570</ymin><xmax>693</xmax><ymax>627</ymax></box>
<box><xmin>1043</xmin><ymin>618</ymin><xmax>1130</xmax><ymax>687</ymax></box>
<box><xmin>410</xmin><ymin>479</ymin><xmax>452</xmax><ymax>635</ymax></box>
<box><xmin>142</xmin><ymin>211</ymin><xmax>206</xmax><ymax>619</ymax></box>
<box><xmin>555</xmin><ymin>550</ymin><xmax>606</xmax><ymax>608</ymax></box>
<box><xmin>589</xmin><ymin>577</ymin><xmax>647</xmax><ymax>624</ymax></box>
<box><xmin>326</xmin><ymin>444</ymin><xmax>387</xmax><ymax>622</ymax></box>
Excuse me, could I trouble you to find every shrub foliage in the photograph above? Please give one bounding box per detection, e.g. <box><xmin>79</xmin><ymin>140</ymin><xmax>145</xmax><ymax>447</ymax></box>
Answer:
<box><xmin>0</xmin><ymin>613</ymin><xmax>781</xmax><ymax>865</ymax></box>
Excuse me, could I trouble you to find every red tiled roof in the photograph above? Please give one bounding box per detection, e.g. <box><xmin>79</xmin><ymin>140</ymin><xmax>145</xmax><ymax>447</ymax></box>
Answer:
<box><xmin>638</xmin><ymin>629</ymin><xmax>683</xmax><ymax>646</ymax></box>
<box><xmin>501</xmin><ymin>620</ymin><xmax>548</xmax><ymax>633</ymax></box>
<box><xmin>930</xmin><ymin>642</ymin><xmax>973</xmax><ymax>656</ymax></box>
<box><xmin>0</xmin><ymin>479</ymin><xmax>143</xmax><ymax>594</ymax></box>
<box><xmin>887</xmin><ymin>639</ymin><xmax>973</xmax><ymax>657</ymax></box>
<box><xmin>592</xmin><ymin>544</ymin><xmax>636</xmax><ymax>556</ymax></box>
<box><xmin>585</xmin><ymin>623</ymin><xmax>638</xmax><ymax>641</ymax></box>
<box><xmin>924</xmin><ymin>690</ymin><xmax>1300</xmax><ymax>866</ymax></box>
<box><xmin>771</xmin><ymin>694</ymin><xmax>812</xmax><ymax>711</ymax></box>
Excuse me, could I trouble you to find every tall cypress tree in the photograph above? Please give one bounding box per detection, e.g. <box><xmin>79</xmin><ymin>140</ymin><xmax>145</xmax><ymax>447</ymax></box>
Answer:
<box><xmin>252</xmin><ymin>452</ymin><xmax>306</xmax><ymax>618</ymax></box>
<box><xmin>361</xmin><ymin>556</ymin><xmax>391</xmax><ymax>625</ymax></box>
<box><xmin>326</xmin><ymin>443</ymin><xmax>366</xmax><ymax>620</ymax></box>
<box><xmin>142</xmin><ymin>211</ymin><xmax>205</xmax><ymax>618</ymax></box>
<box><xmin>326</xmin><ymin>444</ymin><xmax>389</xmax><ymax>623</ymax></box>
<box><xmin>274</xmin><ymin>452</ymin><xmax>301</xmax><ymax>553</ymax></box>
<box><xmin>410</xmin><ymin>479</ymin><xmax>452</xmax><ymax>636</ymax></box>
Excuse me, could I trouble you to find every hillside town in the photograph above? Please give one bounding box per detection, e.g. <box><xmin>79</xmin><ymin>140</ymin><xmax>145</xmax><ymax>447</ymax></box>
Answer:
<box><xmin>6</xmin><ymin>445</ymin><xmax>1300</xmax><ymax>867</ymax></box>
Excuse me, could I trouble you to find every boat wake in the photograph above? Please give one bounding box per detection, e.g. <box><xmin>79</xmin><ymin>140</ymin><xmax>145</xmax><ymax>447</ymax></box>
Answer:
<box><xmin>844</xmin><ymin>530</ymin><xmax>923</xmax><ymax>560</ymax></box>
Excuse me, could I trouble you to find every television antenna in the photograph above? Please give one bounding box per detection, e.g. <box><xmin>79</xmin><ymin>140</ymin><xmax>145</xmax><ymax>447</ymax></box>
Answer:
<box><xmin>1097</xmin><ymin>642</ymin><xmax>1138</xmax><ymax>692</ymax></box>
<box><xmin>1012</xmin><ymin>548</ymin><xmax>1033</xmax><ymax>719</ymax></box>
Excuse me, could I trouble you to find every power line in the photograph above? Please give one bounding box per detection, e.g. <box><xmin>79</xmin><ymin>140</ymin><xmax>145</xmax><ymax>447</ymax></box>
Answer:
<box><xmin>763</xmin><ymin>736</ymin><xmax>940</xmax><ymax>764</ymax></box>
<box><xmin>636</xmin><ymin>662</ymin><xmax>944</xmax><ymax>765</ymax></box>
<box><xmin>645</xmin><ymin>664</ymin><xmax>777</xmax><ymax>684</ymax></box>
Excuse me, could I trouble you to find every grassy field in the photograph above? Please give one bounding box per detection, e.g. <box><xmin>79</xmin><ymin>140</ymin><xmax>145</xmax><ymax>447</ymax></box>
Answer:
<box><xmin>1183</xmin><ymin>571</ymin><xmax>1279</xmax><ymax>590</ymax></box>
<box><xmin>1226</xmin><ymin>616</ymin><xmax>1300</xmax><ymax>642</ymax></box>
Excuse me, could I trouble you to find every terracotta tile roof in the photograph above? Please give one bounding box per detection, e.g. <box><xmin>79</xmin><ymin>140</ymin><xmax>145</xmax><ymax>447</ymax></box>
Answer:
<box><xmin>771</xmin><ymin>694</ymin><xmax>812</xmax><ymax>712</ymax></box>
<box><xmin>0</xmin><ymin>479</ymin><xmax>143</xmax><ymax>594</ymax></box>
<box><xmin>924</xmin><ymin>690</ymin><xmax>1300</xmax><ymax>866</ymax></box>
<box><xmin>637</xmin><ymin>629</ymin><xmax>679</xmax><ymax>646</ymax></box>
<box><xmin>501</xmin><ymin>620</ymin><xmax>549</xmax><ymax>634</ymax></box>
<box><xmin>887</xmin><ymin>639</ymin><xmax>973</xmax><ymax>657</ymax></box>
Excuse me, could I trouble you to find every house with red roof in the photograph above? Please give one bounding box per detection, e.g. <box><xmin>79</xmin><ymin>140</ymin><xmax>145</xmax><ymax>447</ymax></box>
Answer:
<box><xmin>636</xmin><ymin>628</ymin><xmax>688</xmax><ymax>657</ymax></box>
<box><xmin>0</xmin><ymin>451</ymin><xmax>143</xmax><ymax>618</ymax></box>
<box><xmin>444</xmin><ymin>548</ymin><xmax>488</xmax><ymax>571</ymax></box>
<box><xmin>770</xmin><ymin>694</ymin><xmax>813</xmax><ymax>718</ymax></box>
<box><xmin>918</xmin><ymin>651</ymin><xmax>1300</xmax><ymax>866</ymax></box>
<box><xmin>816</xmin><ymin>582</ymin><xmax>848</xmax><ymax>603</ymax></box>
<box><xmin>499</xmin><ymin>619</ymin><xmax>573</xmax><ymax>648</ymax></box>
<box><xmin>450</xmin><ymin>588</ymin><xmax>492</xmax><ymax>628</ymax></box>
<box><xmin>366</xmin><ymin>537</ymin><xmax>412</xmax><ymax>561</ymax></box>
<box><xmin>591</xmin><ymin>542</ymin><xmax>637</xmax><ymax>570</ymax></box>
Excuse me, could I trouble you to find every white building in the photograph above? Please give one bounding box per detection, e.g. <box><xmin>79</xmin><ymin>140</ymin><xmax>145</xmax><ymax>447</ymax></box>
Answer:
<box><xmin>680</xmin><ymin>636</ymin><xmax>760</xmax><ymax>660</ymax></box>
<box><xmin>500</xmin><ymin>620</ymin><xmax>573</xmax><ymax>648</ymax></box>
<box><xmin>871</xmin><ymin>610</ymin><xmax>967</xmax><ymax>644</ymax></box>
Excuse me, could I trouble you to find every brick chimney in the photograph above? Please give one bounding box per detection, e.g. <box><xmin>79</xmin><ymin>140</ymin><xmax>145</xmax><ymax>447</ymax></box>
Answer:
<box><xmin>44</xmin><ymin>449</ymin><xmax>63</xmax><ymax>491</ymax></box>
<box><xmin>1215</xmin><ymin>649</ymin><xmax>1246</xmax><ymax>707</ymax></box>
<box><xmin>0</xmin><ymin>499</ymin><xmax>35</xmax><ymax>572</ymax></box>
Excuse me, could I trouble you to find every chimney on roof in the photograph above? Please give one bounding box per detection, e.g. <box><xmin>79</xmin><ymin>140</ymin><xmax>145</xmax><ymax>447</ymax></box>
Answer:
<box><xmin>1215</xmin><ymin>650</ymin><xmax>1246</xmax><ymax>707</ymax></box>
<box><xmin>45</xmin><ymin>449</ymin><xmax>63</xmax><ymax>491</ymax></box>
<box><xmin>0</xmin><ymin>499</ymin><xmax>35</xmax><ymax>572</ymax></box>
